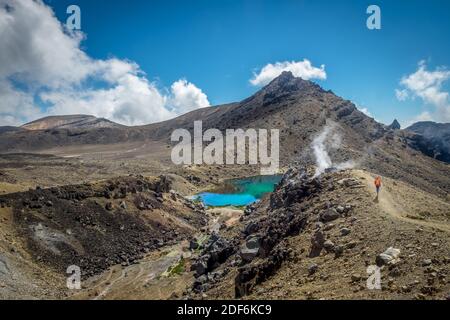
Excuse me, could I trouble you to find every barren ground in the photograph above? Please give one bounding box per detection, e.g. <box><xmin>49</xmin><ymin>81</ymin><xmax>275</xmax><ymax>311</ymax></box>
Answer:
<box><xmin>0</xmin><ymin>147</ymin><xmax>448</xmax><ymax>300</ymax></box>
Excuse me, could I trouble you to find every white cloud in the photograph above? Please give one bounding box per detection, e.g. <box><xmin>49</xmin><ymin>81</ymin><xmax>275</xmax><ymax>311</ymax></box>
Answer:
<box><xmin>168</xmin><ymin>79</ymin><xmax>210</xmax><ymax>115</ymax></box>
<box><xmin>40</xmin><ymin>73</ymin><xmax>175</xmax><ymax>126</ymax></box>
<box><xmin>250</xmin><ymin>59</ymin><xmax>326</xmax><ymax>86</ymax></box>
<box><xmin>353</xmin><ymin>102</ymin><xmax>373</xmax><ymax>118</ymax></box>
<box><xmin>396</xmin><ymin>61</ymin><xmax>450</xmax><ymax>123</ymax></box>
<box><xmin>359</xmin><ymin>107</ymin><xmax>372</xmax><ymax>117</ymax></box>
<box><xmin>0</xmin><ymin>0</ymin><xmax>209</xmax><ymax>126</ymax></box>
<box><xmin>0</xmin><ymin>79</ymin><xmax>44</xmax><ymax>125</ymax></box>
<box><xmin>0</xmin><ymin>0</ymin><xmax>93</xmax><ymax>88</ymax></box>
<box><xmin>395</xmin><ymin>89</ymin><xmax>409</xmax><ymax>101</ymax></box>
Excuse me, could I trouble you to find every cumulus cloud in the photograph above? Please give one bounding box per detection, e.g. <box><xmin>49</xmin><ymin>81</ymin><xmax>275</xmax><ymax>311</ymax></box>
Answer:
<box><xmin>250</xmin><ymin>59</ymin><xmax>326</xmax><ymax>86</ymax></box>
<box><xmin>0</xmin><ymin>0</ymin><xmax>93</xmax><ymax>88</ymax></box>
<box><xmin>352</xmin><ymin>102</ymin><xmax>386</xmax><ymax>124</ymax></box>
<box><xmin>352</xmin><ymin>102</ymin><xmax>373</xmax><ymax>118</ymax></box>
<box><xmin>0</xmin><ymin>79</ymin><xmax>44</xmax><ymax>125</ymax></box>
<box><xmin>0</xmin><ymin>0</ymin><xmax>210</xmax><ymax>126</ymax></box>
<box><xmin>358</xmin><ymin>107</ymin><xmax>372</xmax><ymax>118</ymax></box>
<box><xmin>39</xmin><ymin>70</ymin><xmax>174</xmax><ymax>126</ymax></box>
<box><xmin>396</xmin><ymin>61</ymin><xmax>450</xmax><ymax>122</ymax></box>
<box><xmin>168</xmin><ymin>79</ymin><xmax>210</xmax><ymax>115</ymax></box>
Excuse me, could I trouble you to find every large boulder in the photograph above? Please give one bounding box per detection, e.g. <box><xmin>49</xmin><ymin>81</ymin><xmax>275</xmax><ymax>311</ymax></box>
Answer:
<box><xmin>323</xmin><ymin>240</ymin><xmax>335</xmax><ymax>253</ymax></box>
<box><xmin>191</xmin><ymin>259</ymin><xmax>208</xmax><ymax>277</ymax></box>
<box><xmin>309</xmin><ymin>230</ymin><xmax>325</xmax><ymax>257</ymax></box>
<box><xmin>191</xmin><ymin>234</ymin><xmax>236</xmax><ymax>277</ymax></box>
<box><xmin>243</xmin><ymin>221</ymin><xmax>259</xmax><ymax>236</ymax></box>
<box><xmin>376</xmin><ymin>247</ymin><xmax>401</xmax><ymax>266</ymax></box>
<box><xmin>320</xmin><ymin>208</ymin><xmax>340</xmax><ymax>222</ymax></box>
<box><xmin>240</xmin><ymin>236</ymin><xmax>261</xmax><ymax>262</ymax></box>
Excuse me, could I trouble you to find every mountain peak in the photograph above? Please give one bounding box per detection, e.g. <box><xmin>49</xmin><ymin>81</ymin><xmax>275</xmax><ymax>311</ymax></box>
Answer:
<box><xmin>22</xmin><ymin>114</ymin><xmax>122</xmax><ymax>131</ymax></box>
<box><xmin>275</xmin><ymin>70</ymin><xmax>296</xmax><ymax>81</ymax></box>
<box><xmin>260</xmin><ymin>71</ymin><xmax>324</xmax><ymax>98</ymax></box>
<box><xmin>267</xmin><ymin>71</ymin><xmax>303</xmax><ymax>86</ymax></box>
<box><xmin>387</xmin><ymin>119</ymin><xmax>401</xmax><ymax>130</ymax></box>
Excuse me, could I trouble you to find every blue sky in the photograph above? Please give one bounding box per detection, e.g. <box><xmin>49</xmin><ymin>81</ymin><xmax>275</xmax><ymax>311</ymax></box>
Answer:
<box><xmin>1</xmin><ymin>0</ymin><xmax>450</xmax><ymax>126</ymax></box>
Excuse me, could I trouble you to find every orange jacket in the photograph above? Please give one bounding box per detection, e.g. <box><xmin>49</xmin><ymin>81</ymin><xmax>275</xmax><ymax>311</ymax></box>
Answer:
<box><xmin>374</xmin><ymin>177</ymin><xmax>382</xmax><ymax>188</ymax></box>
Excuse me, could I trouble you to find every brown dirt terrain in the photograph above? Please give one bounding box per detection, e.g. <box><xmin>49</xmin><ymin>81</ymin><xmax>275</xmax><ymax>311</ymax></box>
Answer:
<box><xmin>70</xmin><ymin>242</ymin><xmax>194</xmax><ymax>300</ymax></box>
<box><xmin>0</xmin><ymin>147</ymin><xmax>263</xmax><ymax>197</ymax></box>
<box><xmin>0</xmin><ymin>206</ymin><xmax>67</xmax><ymax>299</ymax></box>
<box><xmin>0</xmin><ymin>174</ymin><xmax>209</xmax><ymax>299</ymax></box>
<box><xmin>355</xmin><ymin>171</ymin><xmax>450</xmax><ymax>232</ymax></box>
<box><xmin>0</xmin><ymin>161</ymin><xmax>448</xmax><ymax>300</ymax></box>
<box><xmin>195</xmin><ymin>169</ymin><xmax>449</xmax><ymax>300</ymax></box>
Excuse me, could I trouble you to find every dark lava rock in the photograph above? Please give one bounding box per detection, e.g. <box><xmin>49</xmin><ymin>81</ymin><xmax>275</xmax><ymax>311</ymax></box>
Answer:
<box><xmin>240</xmin><ymin>236</ymin><xmax>261</xmax><ymax>262</ymax></box>
<box><xmin>235</xmin><ymin>245</ymin><xmax>290</xmax><ymax>298</ymax></box>
<box><xmin>191</xmin><ymin>259</ymin><xmax>208</xmax><ymax>277</ymax></box>
<box><xmin>105</xmin><ymin>202</ymin><xmax>113</xmax><ymax>211</ymax></box>
<box><xmin>233</xmin><ymin>168</ymin><xmax>322</xmax><ymax>297</ymax></box>
<box><xmin>340</xmin><ymin>227</ymin><xmax>351</xmax><ymax>236</ymax></box>
<box><xmin>189</xmin><ymin>239</ymin><xmax>199</xmax><ymax>251</ymax></box>
<box><xmin>270</xmin><ymin>169</ymin><xmax>321</xmax><ymax>209</ymax></box>
<box><xmin>320</xmin><ymin>208</ymin><xmax>340</xmax><ymax>222</ymax></box>
<box><xmin>334</xmin><ymin>245</ymin><xmax>345</xmax><ymax>258</ymax></box>
<box><xmin>0</xmin><ymin>176</ymin><xmax>204</xmax><ymax>279</ymax></box>
<box><xmin>155</xmin><ymin>175</ymin><xmax>173</xmax><ymax>193</ymax></box>
<box><xmin>191</xmin><ymin>234</ymin><xmax>236</xmax><ymax>279</ymax></box>
<box><xmin>119</xmin><ymin>201</ymin><xmax>127</xmax><ymax>209</ymax></box>
<box><xmin>323</xmin><ymin>240</ymin><xmax>335</xmax><ymax>253</ymax></box>
<box><xmin>406</xmin><ymin>121</ymin><xmax>450</xmax><ymax>163</ymax></box>
<box><xmin>308</xmin><ymin>263</ymin><xmax>319</xmax><ymax>275</ymax></box>
<box><xmin>243</xmin><ymin>222</ymin><xmax>259</xmax><ymax>236</ymax></box>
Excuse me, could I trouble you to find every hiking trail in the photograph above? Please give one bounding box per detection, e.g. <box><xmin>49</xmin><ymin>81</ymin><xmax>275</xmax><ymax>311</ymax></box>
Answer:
<box><xmin>354</xmin><ymin>170</ymin><xmax>450</xmax><ymax>233</ymax></box>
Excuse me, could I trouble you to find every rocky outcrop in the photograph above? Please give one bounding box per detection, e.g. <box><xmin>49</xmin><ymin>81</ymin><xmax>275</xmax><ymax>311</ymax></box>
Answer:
<box><xmin>240</xmin><ymin>236</ymin><xmax>261</xmax><ymax>262</ymax></box>
<box><xmin>191</xmin><ymin>233</ymin><xmax>236</xmax><ymax>292</ymax></box>
<box><xmin>269</xmin><ymin>168</ymin><xmax>322</xmax><ymax>209</ymax></box>
<box><xmin>235</xmin><ymin>245</ymin><xmax>291</xmax><ymax>298</ymax></box>
<box><xmin>233</xmin><ymin>168</ymin><xmax>324</xmax><ymax>297</ymax></box>
<box><xmin>387</xmin><ymin>119</ymin><xmax>401</xmax><ymax>131</ymax></box>
<box><xmin>0</xmin><ymin>176</ymin><xmax>206</xmax><ymax>278</ymax></box>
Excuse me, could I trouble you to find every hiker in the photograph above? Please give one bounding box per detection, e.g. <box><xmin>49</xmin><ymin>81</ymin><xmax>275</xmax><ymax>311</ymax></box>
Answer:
<box><xmin>374</xmin><ymin>176</ymin><xmax>382</xmax><ymax>196</ymax></box>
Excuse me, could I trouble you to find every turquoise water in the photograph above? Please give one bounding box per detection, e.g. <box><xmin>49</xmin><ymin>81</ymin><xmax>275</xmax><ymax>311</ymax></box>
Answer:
<box><xmin>196</xmin><ymin>193</ymin><xmax>258</xmax><ymax>207</ymax></box>
<box><xmin>196</xmin><ymin>175</ymin><xmax>282</xmax><ymax>207</ymax></box>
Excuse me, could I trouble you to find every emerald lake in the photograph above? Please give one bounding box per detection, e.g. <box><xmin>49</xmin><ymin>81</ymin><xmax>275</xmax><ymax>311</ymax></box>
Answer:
<box><xmin>195</xmin><ymin>175</ymin><xmax>282</xmax><ymax>207</ymax></box>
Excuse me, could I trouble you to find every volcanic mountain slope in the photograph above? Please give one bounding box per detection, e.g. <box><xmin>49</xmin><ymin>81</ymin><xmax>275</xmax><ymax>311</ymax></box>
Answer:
<box><xmin>22</xmin><ymin>115</ymin><xmax>123</xmax><ymax>131</ymax></box>
<box><xmin>0</xmin><ymin>126</ymin><xmax>24</xmax><ymax>134</ymax></box>
<box><xmin>1</xmin><ymin>72</ymin><xmax>449</xmax><ymax>198</ymax></box>
<box><xmin>405</xmin><ymin>121</ymin><xmax>450</xmax><ymax>163</ymax></box>
<box><xmin>0</xmin><ymin>114</ymin><xmax>133</xmax><ymax>153</ymax></box>
<box><xmin>0</xmin><ymin>174</ymin><xmax>207</xmax><ymax>299</ymax></box>
<box><xmin>187</xmin><ymin>168</ymin><xmax>450</xmax><ymax>300</ymax></box>
<box><xmin>0</xmin><ymin>71</ymin><xmax>394</xmax><ymax>158</ymax></box>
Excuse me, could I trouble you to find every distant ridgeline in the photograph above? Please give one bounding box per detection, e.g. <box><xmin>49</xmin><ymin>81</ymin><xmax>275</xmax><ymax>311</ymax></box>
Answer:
<box><xmin>406</xmin><ymin>121</ymin><xmax>450</xmax><ymax>163</ymax></box>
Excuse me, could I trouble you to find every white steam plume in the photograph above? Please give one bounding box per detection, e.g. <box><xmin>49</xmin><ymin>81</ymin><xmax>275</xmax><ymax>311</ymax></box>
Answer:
<box><xmin>311</xmin><ymin>121</ymin><xmax>355</xmax><ymax>177</ymax></box>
